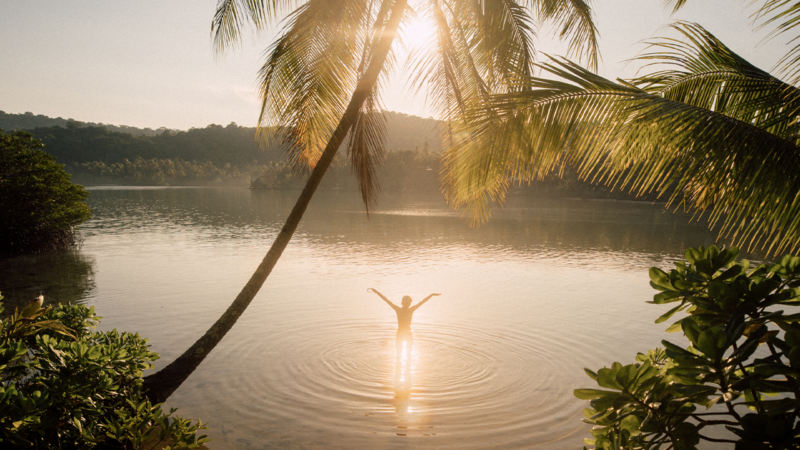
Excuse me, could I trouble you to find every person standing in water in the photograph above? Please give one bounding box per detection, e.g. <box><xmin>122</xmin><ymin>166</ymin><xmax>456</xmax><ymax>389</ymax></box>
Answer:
<box><xmin>368</xmin><ymin>288</ymin><xmax>440</xmax><ymax>352</ymax></box>
<box><xmin>369</xmin><ymin>288</ymin><xmax>441</xmax><ymax>400</ymax></box>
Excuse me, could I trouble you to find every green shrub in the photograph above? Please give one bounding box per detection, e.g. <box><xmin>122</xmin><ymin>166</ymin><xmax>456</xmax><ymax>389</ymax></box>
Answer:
<box><xmin>0</xmin><ymin>293</ymin><xmax>209</xmax><ymax>449</ymax></box>
<box><xmin>0</xmin><ymin>129</ymin><xmax>92</xmax><ymax>254</ymax></box>
<box><xmin>576</xmin><ymin>246</ymin><xmax>800</xmax><ymax>449</ymax></box>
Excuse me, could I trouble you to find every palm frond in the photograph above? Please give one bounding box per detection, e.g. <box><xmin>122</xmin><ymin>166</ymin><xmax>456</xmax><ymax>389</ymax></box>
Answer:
<box><xmin>408</xmin><ymin>0</ymin><xmax>537</xmax><ymax>130</ymax></box>
<box><xmin>346</xmin><ymin>2</ymin><xmax>400</xmax><ymax>212</ymax></box>
<box><xmin>444</xmin><ymin>57</ymin><xmax>800</xmax><ymax>254</ymax></box>
<box><xmin>212</xmin><ymin>0</ymin><xmax>303</xmax><ymax>53</ymax></box>
<box><xmin>254</xmin><ymin>0</ymin><xmax>378</xmax><ymax>172</ymax></box>
<box><xmin>661</xmin><ymin>1</ymin><xmax>800</xmax><ymax>86</ymax></box>
<box><xmin>752</xmin><ymin>0</ymin><xmax>800</xmax><ymax>84</ymax></box>
<box><xmin>459</xmin><ymin>0</ymin><xmax>538</xmax><ymax>90</ymax></box>
<box><xmin>407</xmin><ymin>0</ymin><xmax>470</xmax><ymax>122</ymax></box>
<box><xmin>634</xmin><ymin>22</ymin><xmax>800</xmax><ymax>142</ymax></box>
<box><xmin>526</xmin><ymin>0</ymin><xmax>599</xmax><ymax>70</ymax></box>
<box><xmin>348</xmin><ymin>91</ymin><xmax>387</xmax><ymax>213</ymax></box>
<box><xmin>442</xmin><ymin>58</ymin><xmax>619</xmax><ymax>224</ymax></box>
<box><xmin>661</xmin><ymin>0</ymin><xmax>689</xmax><ymax>13</ymax></box>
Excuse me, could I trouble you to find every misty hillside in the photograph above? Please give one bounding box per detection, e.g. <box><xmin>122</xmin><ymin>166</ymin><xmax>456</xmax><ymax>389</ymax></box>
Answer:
<box><xmin>0</xmin><ymin>110</ymin><xmax>443</xmax><ymax>155</ymax></box>
<box><xmin>0</xmin><ymin>110</ymin><xmax>171</xmax><ymax>136</ymax></box>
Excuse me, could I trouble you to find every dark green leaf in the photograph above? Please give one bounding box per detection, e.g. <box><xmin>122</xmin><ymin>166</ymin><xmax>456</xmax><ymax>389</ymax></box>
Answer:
<box><xmin>574</xmin><ymin>389</ymin><xmax>617</xmax><ymax>400</ymax></box>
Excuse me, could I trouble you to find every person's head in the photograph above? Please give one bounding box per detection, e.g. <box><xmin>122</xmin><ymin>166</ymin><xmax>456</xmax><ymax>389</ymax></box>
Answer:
<box><xmin>401</xmin><ymin>295</ymin><xmax>412</xmax><ymax>307</ymax></box>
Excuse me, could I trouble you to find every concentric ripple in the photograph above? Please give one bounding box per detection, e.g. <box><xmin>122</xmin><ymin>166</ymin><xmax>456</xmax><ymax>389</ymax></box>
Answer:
<box><xmin>171</xmin><ymin>312</ymin><xmax>603</xmax><ymax>449</ymax></box>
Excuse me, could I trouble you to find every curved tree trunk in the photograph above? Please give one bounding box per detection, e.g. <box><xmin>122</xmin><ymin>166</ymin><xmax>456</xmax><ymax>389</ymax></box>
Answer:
<box><xmin>143</xmin><ymin>0</ymin><xmax>409</xmax><ymax>403</ymax></box>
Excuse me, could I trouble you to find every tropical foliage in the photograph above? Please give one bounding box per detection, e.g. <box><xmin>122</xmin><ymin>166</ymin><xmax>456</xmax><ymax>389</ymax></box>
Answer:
<box><xmin>212</xmin><ymin>0</ymin><xmax>598</xmax><ymax>208</ymax></box>
<box><xmin>71</xmin><ymin>158</ymin><xmax>257</xmax><ymax>187</ymax></box>
<box><xmin>576</xmin><ymin>245</ymin><xmax>800</xmax><ymax>449</ymax></box>
<box><xmin>0</xmin><ymin>294</ymin><xmax>209</xmax><ymax>449</ymax></box>
<box><xmin>443</xmin><ymin>2</ymin><xmax>800</xmax><ymax>256</ymax></box>
<box><xmin>0</xmin><ymin>130</ymin><xmax>92</xmax><ymax>254</ymax></box>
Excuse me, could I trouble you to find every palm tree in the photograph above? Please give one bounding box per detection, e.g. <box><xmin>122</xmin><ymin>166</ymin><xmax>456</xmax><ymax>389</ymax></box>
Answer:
<box><xmin>143</xmin><ymin>0</ymin><xmax>599</xmax><ymax>402</ymax></box>
<box><xmin>442</xmin><ymin>1</ymin><xmax>800</xmax><ymax>256</ymax></box>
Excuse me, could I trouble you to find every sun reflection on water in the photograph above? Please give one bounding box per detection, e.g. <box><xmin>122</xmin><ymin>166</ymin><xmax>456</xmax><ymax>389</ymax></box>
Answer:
<box><xmin>392</xmin><ymin>338</ymin><xmax>425</xmax><ymax>435</ymax></box>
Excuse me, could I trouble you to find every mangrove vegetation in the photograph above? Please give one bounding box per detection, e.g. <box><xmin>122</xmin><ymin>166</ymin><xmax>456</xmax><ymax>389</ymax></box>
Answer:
<box><xmin>0</xmin><ymin>130</ymin><xmax>91</xmax><ymax>254</ymax></box>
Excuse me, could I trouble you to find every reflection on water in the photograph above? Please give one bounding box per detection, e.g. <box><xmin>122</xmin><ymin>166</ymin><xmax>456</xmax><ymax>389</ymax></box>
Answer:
<box><xmin>0</xmin><ymin>249</ymin><xmax>96</xmax><ymax>314</ymax></box>
<box><xmin>0</xmin><ymin>187</ymin><xmax>748</xmax><ymax>448</ymax></box>
<box><xmin>394</xmin><ymin>339</ymin><xmax>416</xmax><ymax>436</ymax></box>
<box><xmin>368</xmin><ymin>288</ymin><xmax>440</xmax><ymax>425</ymax></box>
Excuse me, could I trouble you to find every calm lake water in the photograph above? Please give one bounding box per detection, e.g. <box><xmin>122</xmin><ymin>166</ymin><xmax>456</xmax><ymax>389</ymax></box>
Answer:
<box><xmin>1</xmin><ymin>187</ymin><xmax>738</xmax><ymax>449</ymax></box>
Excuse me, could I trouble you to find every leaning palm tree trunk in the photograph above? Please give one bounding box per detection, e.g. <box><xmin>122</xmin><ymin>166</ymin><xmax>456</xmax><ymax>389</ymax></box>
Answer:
<box><xmin>143</xmin><ymin>0</ymin><xmax>408</xmax><ymax>403</ymax></box>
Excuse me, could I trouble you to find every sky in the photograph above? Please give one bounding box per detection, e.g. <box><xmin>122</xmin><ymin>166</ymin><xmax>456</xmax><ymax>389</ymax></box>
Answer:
<box><xmin>1</xmin><ymin>0</ymin><xmax>791</xmax><ymax>131</ymax></box>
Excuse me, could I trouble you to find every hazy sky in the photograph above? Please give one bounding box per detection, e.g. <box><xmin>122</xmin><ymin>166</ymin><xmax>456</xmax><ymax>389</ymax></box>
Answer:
<box><xmin>1</xmin><ymin>0</ymin><xmax>790</xmax><ymax>130</ymax></box>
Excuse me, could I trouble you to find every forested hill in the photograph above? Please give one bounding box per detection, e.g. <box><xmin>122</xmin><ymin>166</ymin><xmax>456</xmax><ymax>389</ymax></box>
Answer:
<box><xmin>382</xmin><ymin>111</ymin><xmax>441</xmax><ymax>152</ymax></box>
<box><xmin>0</xmin><ymin>110</ymin><xmax>443</xmax><ymax>166</ymax></box>
<box><xmin>28</xmin><ymin>123</ymin><xmax>279</xmax><ymax>168</ymax></box>
<box><xmin>2</xmin><ymin>110</ymin><xmax>652</xmax><ymax>199</ymax></box>
<box><xmin>0</xmin><ymin>110</ymin><xmax>171</xmax><ymax>136</ymax></box>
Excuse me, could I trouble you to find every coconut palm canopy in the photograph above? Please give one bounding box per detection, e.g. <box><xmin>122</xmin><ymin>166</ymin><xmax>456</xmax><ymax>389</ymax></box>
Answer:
<box><xmin>211</xmin><ymin>0</ymin><xmax>598</xmax><ymax>209</ymax></box>
<box><xmin>443</xmin><ymin>1</ymin><xmax>800</xmax><ymax>256</ymax></box>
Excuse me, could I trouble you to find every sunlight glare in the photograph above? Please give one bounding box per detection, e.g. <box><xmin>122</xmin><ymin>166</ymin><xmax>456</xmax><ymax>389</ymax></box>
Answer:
<box><xmin>400</xmin><ymin>14</ymin><xmax>435</xmax><ymax>52</ymax></box>
<box><xmin>400</xmin><ymin>344</ymin><xmax>407</xmax><ymax>381</ymax></box>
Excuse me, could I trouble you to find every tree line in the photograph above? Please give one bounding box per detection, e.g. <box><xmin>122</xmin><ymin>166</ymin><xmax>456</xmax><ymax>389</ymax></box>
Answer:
<box><xmin>2</xmin><ymin>110</ymin><xmax>443</xmax><ymax>166</ymax></box>
<box><xmin>29</xmin><ymin>122</ymin><xmax>281</xmax><ymax>168</ymax></box>
<box><xmin>15</xmin><ymin>121</ymin><xmax>632</xmax><ymax>197</ymax></box>
<box><xmin>70</xmin><ymin>158</ymin><xmax>260</xmax><ymax>187</ymax></box>
<box><xmin>0</xmin><ymin>110</ymin><xmax>173</xmax><ymax>137</ymax></box>
<box><xmin>250</xmin><ymin>149</ymin><xmax>441</xmax><ymax>192</ymax></box>
<box><xmin>67</xmin><ymin>147</ymin><xmax>625</xmax><ymax>199</ymax></box>
<box><xmin>68</xmin><ymin>149</ymin><xmax>443</xmax><ymax>193</ymax></box>
<box><xmin>8</xmin><ymin>111</ymin><xmax>636</xmax><ymax>197</ymax></box>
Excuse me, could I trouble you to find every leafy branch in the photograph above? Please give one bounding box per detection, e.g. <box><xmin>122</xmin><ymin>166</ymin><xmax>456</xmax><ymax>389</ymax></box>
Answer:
<box><xmin>577</xmin><ymin>245</ymin><xmax>800</xmax><ymax>449</ymax></box>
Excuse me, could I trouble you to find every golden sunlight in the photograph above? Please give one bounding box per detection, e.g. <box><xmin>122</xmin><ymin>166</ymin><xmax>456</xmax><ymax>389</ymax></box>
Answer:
<box><xmin>399</xmin><ymin>13</ymin><xmax>436</xmax><ymax>52</ymax></box>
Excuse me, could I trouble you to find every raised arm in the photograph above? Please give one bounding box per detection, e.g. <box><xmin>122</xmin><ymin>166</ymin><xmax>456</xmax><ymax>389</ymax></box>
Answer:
<box><xmin>368</xmin><ymin>288</ymin><xmax>398</xmax><ymax>311</ymax></box>
<box><xmin>410</xmin><ymin>293</ymin><xmax>441</xmax><ymax>311</ymax></box>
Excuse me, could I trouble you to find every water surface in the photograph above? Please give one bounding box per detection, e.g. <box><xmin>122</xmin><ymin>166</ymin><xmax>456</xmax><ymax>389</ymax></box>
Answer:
<box><xmin>1</xmin><ymin>187</ymin><xmax>730</xmax><ymax>448</ymax></box>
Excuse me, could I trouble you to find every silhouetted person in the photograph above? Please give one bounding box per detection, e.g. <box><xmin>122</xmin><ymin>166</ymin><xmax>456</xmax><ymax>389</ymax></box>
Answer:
<box><xmin>368</xmin><ymin>288</ymin><xmax>440</xmax><ymax>355</ymax></box>
<box><xmin>369</xmin><ymin>289</ymin><xmax>440</xmax><ymax>407</ymax></box>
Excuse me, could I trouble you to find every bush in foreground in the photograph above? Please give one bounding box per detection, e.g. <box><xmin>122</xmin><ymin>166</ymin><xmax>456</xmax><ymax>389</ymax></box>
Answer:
<box><xmin>0</xmin><ymin>294</ymin><xmax>209</xmax><ymax>449</ymax></box>
<box><xmin>576</xmin><ymin>246</ymin><xmax>800</xmax><ymax>449</ymax></box>
<box><xmin>0</xmin><ymin>129</ymin><xmax>92</xmax><ymax>254</ymax></box>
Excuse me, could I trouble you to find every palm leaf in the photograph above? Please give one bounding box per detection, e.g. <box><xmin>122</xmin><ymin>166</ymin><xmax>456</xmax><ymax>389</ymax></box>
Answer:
<box><xmin>212</xmin><ymin>0</ymin><xmax>303</xmax><ymax>53</ymax></box>
<box><xmin>463</xmin><ymin>0</ymin><xmax>538</xmax><ymax>91</ymax></box>
<box><xmin>348</xmin><ymin>91</ymin><xmax>387</xmax><ymax>213</ymax></box>
<box><xmin>407</xmin><ymin>0</ymin><xmax>596</xmax><ymax>205</ymax></box>
<box><xmin>253</xmin><ymin>0</ymin><xmax>377</xmax><ymax>172</ymax></box>
<box><xmin>634</xmin><ymin>22</ymin><xmax>800</xmax><ymax>142</ymax></box>
<box><xmin>444</xmin><ymin>55</ymin><xmax>800</xmax><ymax>254</ymax></box>
<box><xmin>347</xmin><ymin>3</ymin><xmax>399</xmax><ymax>211</ymax></box>
<box><xmin>665</xmin><ymin>0</ymin><xmax>800</xmax><ymax>86</ymax></box>
<box><xmin>661</xmin><ymin>0</ymin><xmax>689</xmax><ymax>13</ymax></box>
<box><xmin>407</xmin><ymin>0</ymin><xmax>539</xmax><ymax>160</ymax></box>
<box><xmin>526</xmin><ymin>0</ymin><xmax>599</xmax><ymax>70</ymax></box>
